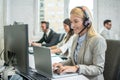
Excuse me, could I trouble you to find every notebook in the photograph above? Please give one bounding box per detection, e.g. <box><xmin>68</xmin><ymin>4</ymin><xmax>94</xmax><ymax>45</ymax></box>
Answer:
<box><xmin>33</xmin><ymin>46</ymin><xmax>78</xmax><ymax>79</ymax></box>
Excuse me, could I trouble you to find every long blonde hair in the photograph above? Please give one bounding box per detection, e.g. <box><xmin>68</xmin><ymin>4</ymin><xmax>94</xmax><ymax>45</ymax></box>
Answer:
<box><xmin>70</xmin><ymin>6</ymin><xmax>98</xmax><ymax>37</ymax></box>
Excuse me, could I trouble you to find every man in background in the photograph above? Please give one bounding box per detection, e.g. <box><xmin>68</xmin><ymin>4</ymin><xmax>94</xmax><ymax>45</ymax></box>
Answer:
<box><xmin>100</xmin><ymin>19</ymin><xmax>118</xmax><ymax>39</ymax></box>
<box><xmin>31</xmin><ymin>21</ymin><xmax>59</xmax><ymax>47</ymax></box>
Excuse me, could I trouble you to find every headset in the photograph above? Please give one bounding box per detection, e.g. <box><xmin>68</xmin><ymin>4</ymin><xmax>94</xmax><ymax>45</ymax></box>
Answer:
<box><xmin>41</xmin><ymin>21</ymin><xmax>49</xmax><ymax>29</ymax></box>
<box><xmin>75</xmin><ymin>6</ymin><xmax>91</xmax><ymax>34</ymax></box>
<box><xmin>76</xmin><ymin>6</ymin><xmax>91</xmax><ymax>28</ymax></box>
<box><xmin>46</xmin><ymin>21</ymin><xmax>49</xmax><ymax>29</ymax></box>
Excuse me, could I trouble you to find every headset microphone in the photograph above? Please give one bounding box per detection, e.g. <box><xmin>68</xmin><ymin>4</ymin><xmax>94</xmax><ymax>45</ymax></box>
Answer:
<box><xmin>78</xmin><ymin>19</ymin><xmax>91</xmax><ymax>34</ymax></box>
<box><xmin>78</xmin><ymin>27</ymin><xmax>87</xmax><ymax>34</ymax></box>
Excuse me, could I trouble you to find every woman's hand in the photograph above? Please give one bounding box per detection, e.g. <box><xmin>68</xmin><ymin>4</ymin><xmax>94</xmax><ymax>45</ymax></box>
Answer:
<box><xmin>51</xmin><ymin>48</ymin><xmax>62</xmax><ymax>54</ymax></box>
<box><xmin>53</xmin><ymin>63</ymin><xmax>63</xmax><ymax>73</ymax></box>
<box><xmin>53</xmin><ymin>63</ymin><xmax>63</xmax><ymax>69</ymax></box>
<box><xmin>31</xmin><ymin>42</ymin><xmax>41</xmax><ymax>47</ymax></box>
<box><xmin>58</xmin><ymin>66</ymin><xmax>78</xmax><ymax>74</ymax></box>
<box><xmin>51</xmin><ymin>49</ymin><xmax>56</xmax><ymax>54</ymax></box>
<box><xmin>53</xmin><ymin>63</ymin><xmax>78</xmax><ymax>74</ymax></box>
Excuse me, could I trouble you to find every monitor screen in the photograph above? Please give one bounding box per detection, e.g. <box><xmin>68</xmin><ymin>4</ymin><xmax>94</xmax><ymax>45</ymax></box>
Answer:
<box><xmin>4</xmin><ymin>24</ymin><xmax>29</xmax><ymax>73</ymax></box>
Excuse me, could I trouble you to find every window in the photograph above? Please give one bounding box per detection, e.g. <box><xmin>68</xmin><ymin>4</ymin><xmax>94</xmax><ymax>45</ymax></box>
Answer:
<box><xmin>69</xmin><ymin>0</ymin><xmax>93</xmax><ymax>14</ymax></box>
<box><xmin>39</xmin><ymin>0</ymin><xmax>67</xmax><ymax>33</ymax></box>
<box><xmin>33</xmin><ymin>0</ymin><xmax>93</xmax><ymax>37</ymax></box>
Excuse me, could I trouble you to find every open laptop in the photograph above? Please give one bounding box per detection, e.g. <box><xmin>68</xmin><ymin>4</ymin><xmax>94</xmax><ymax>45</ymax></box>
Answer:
<box><xmin>33</xmin><ymin>46</ymin><xmax>78</xmax><ymax>79</ymax></box>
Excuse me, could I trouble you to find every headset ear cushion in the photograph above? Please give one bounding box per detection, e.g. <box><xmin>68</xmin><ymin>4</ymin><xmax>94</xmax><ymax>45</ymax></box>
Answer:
<box><xmin>83</xmin><ymin>18</ymin><xmax>91</xmax><ymax>28</ymax></box>
<box><xmin>46</xmin><ymin>22</ymin><xmax>49</xmax><ymax>29</ymax></box>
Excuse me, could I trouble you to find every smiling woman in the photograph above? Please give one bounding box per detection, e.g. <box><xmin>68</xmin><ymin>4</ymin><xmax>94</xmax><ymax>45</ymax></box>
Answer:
<box><xmin>53</xmin><ymin>6</ymin><xmax>107</xmax><ymax>80</ymax></box>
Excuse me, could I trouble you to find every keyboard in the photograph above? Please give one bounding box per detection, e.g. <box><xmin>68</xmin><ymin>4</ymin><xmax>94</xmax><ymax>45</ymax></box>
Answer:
<box><xmin>17</xmin><ymin>70</ymin><xmax>49</xmax><ymax>80</ymax></box>
<box><xmin>29</xmin><ymin>70</ymin><xmax>49</xmax><ymax>80</ymax></box>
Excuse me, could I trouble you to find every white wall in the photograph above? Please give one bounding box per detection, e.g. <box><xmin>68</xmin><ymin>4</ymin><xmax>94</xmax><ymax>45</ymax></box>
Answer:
<box><xmin>6</xmin><ymin>0</ymin><xmax>41</xmax><ymax>40</ymax></box>
<box><xmin>0</xmin><ymin>0</ymin><xmax>4</xmax><ymax>52</ymax></box>
<box><xmin>0</xmin><ymin>0</ymin><xmax>42</xmax><ymax>53</ymax></box>
<box><xmin>7</xmin><ymin>0</ymin><xmax>32</xmax><ymax>37</ymax></box>
<box><xmin>94</xmin><ymin>0</ymin><xmax>120</xmax><ymax>39</ymax></box>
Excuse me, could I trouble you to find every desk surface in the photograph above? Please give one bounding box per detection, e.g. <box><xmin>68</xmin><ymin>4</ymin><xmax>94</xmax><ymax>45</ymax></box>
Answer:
<box><xmin>29</xmin><ymin>54</ymin><xmax>63</xmax><ymax>69</ymax></box>
<box><xmin>28</xmin><ymin>54</ymin><xmax>89</xmax><ymax>80</ymax></box>
<box><xmin>52</xmin><ymin>75</ymin><xmax>89</xmax><ymax>80</ymax></box>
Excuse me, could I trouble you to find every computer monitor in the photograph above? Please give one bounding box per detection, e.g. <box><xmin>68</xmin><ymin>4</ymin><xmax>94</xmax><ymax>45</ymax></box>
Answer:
<box><xmin>4</xmin><ymin>24</ymin><xmax>29</xmax><ymax>73</ymax></box>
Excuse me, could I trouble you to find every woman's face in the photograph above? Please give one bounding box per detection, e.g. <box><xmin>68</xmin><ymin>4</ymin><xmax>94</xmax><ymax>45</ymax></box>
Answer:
<box><xmin>63</xmin><ymin>23</ymin><xmax>70</xmax><ymax>33</ymax></box>
<box><xmin>70</xmin><ymin>14</ymin><xmax>84</xmax><ymax>34</ymax></box>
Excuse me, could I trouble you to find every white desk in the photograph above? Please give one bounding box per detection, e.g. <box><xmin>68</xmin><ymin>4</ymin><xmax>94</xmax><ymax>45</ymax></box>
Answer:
<box><xmin>29</xmin><ymin>54</ymin><xmax>63</xmax><ymax>69</ymax></box>
<box><xmin>29</xmin><ymin>54</ymin><xmax>35</xmax><ymax>69</ymax></box>
<box><xmin>52</xmin><ymin>75</ymin><xmax>89</xmax><ymax>80</ymax></box>
<box><xmin>29</xmin><ymin>54</ymin><xmax>89</xmax><ymax>80</ymax></box>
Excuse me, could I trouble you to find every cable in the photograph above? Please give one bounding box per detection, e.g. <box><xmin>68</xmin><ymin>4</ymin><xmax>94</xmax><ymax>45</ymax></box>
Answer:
<box><xmin>4</xmin><ymin>52</ymin><xmax>16</xmax><ymax>67</ymax></box>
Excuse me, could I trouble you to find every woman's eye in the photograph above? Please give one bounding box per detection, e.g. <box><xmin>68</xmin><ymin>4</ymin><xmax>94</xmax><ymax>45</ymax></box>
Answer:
<box><xmin>74</xmin><ymin>21</ymin><xmax>78</xmax><ymax>23</ymax></box>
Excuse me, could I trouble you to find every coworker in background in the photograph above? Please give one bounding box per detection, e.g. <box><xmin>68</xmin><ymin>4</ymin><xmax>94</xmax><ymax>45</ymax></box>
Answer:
<box><xmin>100</xmin><ymin>19</ymin><xmax>118</xmax><ymax>39</ymax></box>
<box><xmin>53</xmin><ymin>6</ymin><xmax>107</xmax><ymax>80</ymax></box>
<box><xmin>31</xmin><ymin>21</ymin><xmax>59</xmax><ymax>47</ymax></box>
<box><xmin>50</xmin><ymin>18</ymin><xmax>74</xmax><ymax>58</ymax></box>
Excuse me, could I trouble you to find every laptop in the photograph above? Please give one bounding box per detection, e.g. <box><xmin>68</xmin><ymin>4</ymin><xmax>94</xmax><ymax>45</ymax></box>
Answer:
<box><xmin>33</xmin><ymin>46</ymin><xmax>78</xmax><ymax>79</ymax></box>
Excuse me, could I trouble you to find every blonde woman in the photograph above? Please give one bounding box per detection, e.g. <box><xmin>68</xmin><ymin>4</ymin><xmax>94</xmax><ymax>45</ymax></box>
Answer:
<box><xmin>53</xmin><ymin>6</ymin><xmax>107</xmax><ymax>80</ymax></box>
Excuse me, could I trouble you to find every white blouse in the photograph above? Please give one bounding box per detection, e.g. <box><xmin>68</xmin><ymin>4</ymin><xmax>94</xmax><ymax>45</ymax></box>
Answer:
<box><xmin>57</xmin><ymin>34</ymin><xmax>76</xmax><ymax>57</ymax></box>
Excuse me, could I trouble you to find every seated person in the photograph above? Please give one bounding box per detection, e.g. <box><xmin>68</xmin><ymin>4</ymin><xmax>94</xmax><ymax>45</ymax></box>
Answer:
<box><xmin>31</xmin><ymin>21</ymin><xmax>59</xmax><ymax>47</ymax></box>
<box><xmin>50</xmin><ymin>18</ymin><xmax>74</xmax><ymax>58</ymax></box>
<box><xmin>100</xmin><ymin>19</ymin><xmax>118</xmax><ymax>40</ymax></box>
<box><xmin>53</xmin><ymin>6</ymin><xmax>107</xmax><ymax>80</ymax></box>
